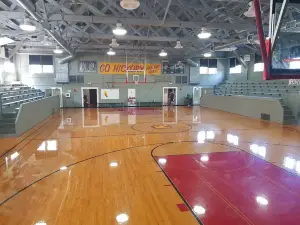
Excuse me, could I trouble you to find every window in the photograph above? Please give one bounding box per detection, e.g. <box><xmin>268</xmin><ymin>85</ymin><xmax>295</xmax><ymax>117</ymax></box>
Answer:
<box><xmin>175</xmin><ymin>76</ymin><xmax>188</xmax><ymax>84</ymax></box>
<box><xmin>254</xmin><ymin>54</ymin><xmax>264</xmax><ymax>72</ymax></box>
<box><xmin>289</xmin><ymin>58</ymin><xmax>300</xmax><ymax>69</ymax></box>
<box><xmin>69</xmin><ymin>75</ymin><xmax>84</xmax><ymax>83</ymax></box>
<box><xmin>29</xmin><ymin>55</ymin><xmax>54</xmax><ymax>74</ymax></box>
<box><xmin>229</xmin><ymin>58</ymin><xmax>242</xmax><ymax>74</ymax></box>
<box><xmin>200</xmin><ymin>59</ymin><xmax>217</xmax><ymax>74</ymax></box>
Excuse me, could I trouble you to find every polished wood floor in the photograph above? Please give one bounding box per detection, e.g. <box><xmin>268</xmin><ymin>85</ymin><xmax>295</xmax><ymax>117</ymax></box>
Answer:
<box><xmin>0</xmin><ymin>107</ymin><xmax>300</xmax><ymax>225</ymax></box>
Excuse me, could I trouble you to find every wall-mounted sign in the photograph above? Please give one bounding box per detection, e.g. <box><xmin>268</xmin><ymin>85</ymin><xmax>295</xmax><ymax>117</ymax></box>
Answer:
<box><xmin>99</xmin><ymin>62</ymin><xmax>161</xmax><ymax>75</ymax></box>
<box><xmin>101</xmin><ymin>89</ymin><xmax>120</xmax><ymax>99</ymax></box>
<box><xmin>244</xmin><ymin>55</ymin><xmax>251</xmax><ymax>62</ymax></box>
<box><xmin>79</xmin><ymin>61</ymin><xmax>97</xmax><ymax>72</ymax></box>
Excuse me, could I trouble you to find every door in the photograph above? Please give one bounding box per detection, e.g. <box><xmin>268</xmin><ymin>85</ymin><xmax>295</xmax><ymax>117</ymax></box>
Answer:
<box><xmin>51</xmin><ymin>87</ymin><xmax>63</xmax><ymax>108</ymax></box>
<box><xmin>128</xmin><ymin>89</ymin><xmax>136</xmax><ymax>107</ymax></box>
<box><xmin>163</xmin><ymin>88</ymin><xmax>169</xmax><ymax>105</ymax></box>
<box><xmin>193</xmin><ymin>87</ymin><xmax>201</xmax><ymax>105</ymax></box>
<box><xmin>89</xmin><ymin>89</ymin><xmax>97</xmax><ymax>107</ymax></box>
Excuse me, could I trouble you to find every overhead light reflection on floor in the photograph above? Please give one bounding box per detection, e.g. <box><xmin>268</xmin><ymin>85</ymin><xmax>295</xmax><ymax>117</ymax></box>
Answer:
<box><xmin>110</xmin><ymin>161</ymin><xmax>118</xmax><ymax>167</ymax></box>
<box><xmin>227</xmin><ymin>134</ymin><xmax>239</xmax><ymax>146</ymax></box>
<box><xmin>206</xmin><ymin>130</ymin><xmax>215</xmax><ymax>140</ymax></box>
<box><xmin>193</xmin><ymin>205</ymin><xmax>206</xmax><ymax>215</ymax></box>
<box><xmin>296</xmin><ymin>161</ymin><xmax>300</xmax><ymax>174</ymax></box>
<box><xmin>116</xmin><ymin>213</ymin><xmax>129</xmax><ymax>223</ymax></box>
<box><xmin>35</xmin><ymin>221</ymin><xmax>47</xmax><ymax>225</ymax></box>
<box><xmin>197</xmin><ymin>131</ymin><xmax>215</xmax><ymax>143</ymax></box>
<box><xmin>158</xmin><ymin>158</ymin><xmax>167</xmax><ymax>165</ymax></box>
<box><xmin>283</xmin><ymin>157</ymin><xmax>296</xmax><ymax>170</ymax></box>
<box><xmin>250</xmin><ymin>144</ymin><xmax>266</xmax><ymax>158</ymax></box>
<box><xmin>10</xmin><ymin>152</ymin><xmax>20</xmax><ymax>160</ymax></box>
<box><xmin>200</xmin><ymin>155</ymin><xmax>209</xmax><ymax>162</ymax></box>
<box><xmin>60</xmin><ymin>166</ymin><xmax>68</xmax><ymax>171</ymax></box>
<box><xmin>256</xmin><ymin>196</ymin><xmax>268</xmax><ymax>206</ymax></box>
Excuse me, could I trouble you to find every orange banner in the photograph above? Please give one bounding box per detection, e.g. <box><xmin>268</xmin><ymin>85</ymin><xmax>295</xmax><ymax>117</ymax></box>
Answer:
<box><xmin>99</xmin><ymin>62</ymin><xmax>161</xmax><ymax>75</ymax></box>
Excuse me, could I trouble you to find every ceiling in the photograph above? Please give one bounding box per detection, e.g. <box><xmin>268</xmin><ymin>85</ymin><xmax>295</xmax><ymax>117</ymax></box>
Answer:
<box><xmin>0</xmin><ymin>0</ymin><xmax>299</xmax><ymax>59</ymax></box>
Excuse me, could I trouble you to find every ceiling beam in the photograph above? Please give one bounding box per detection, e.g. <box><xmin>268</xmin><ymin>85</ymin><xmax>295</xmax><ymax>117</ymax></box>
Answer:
<box><xmin>0</xmin><ymin>11</ymin><xmax>260</xmax><ymax>31</ymax></box>
<box><xmin>66</xmin><ymin>32</ymin><xmax>227</xmax><ymax>43</ymax></box>
<box><xmin>48</xmin><ymin>14</ymin><xmax>259</xmax><ymax>31</ymax></box>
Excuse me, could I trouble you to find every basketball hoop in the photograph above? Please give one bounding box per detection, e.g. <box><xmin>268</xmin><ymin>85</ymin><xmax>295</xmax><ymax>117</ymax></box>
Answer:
<box><xmin>134</xmin><ymin>80</ymin><xmax>138</xmax><ymax>85</ymax></box>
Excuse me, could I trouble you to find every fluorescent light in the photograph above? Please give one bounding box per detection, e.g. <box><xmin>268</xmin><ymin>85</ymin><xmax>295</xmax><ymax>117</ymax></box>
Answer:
<box><xmin>203</xmin><ymin>53</ymin><xmax>212</xmax><ymax>57</ymax></box>
<box><xmin>53</xmin><ymin>46</ymin><xmax>63</xmax><ymax>54</ymax></box>
<box><xmin>113</xmin><ymin>23</ymin><xmax>127</xmax><ymax>36</ymax></box>
<box><xmin>20</xmin><ymin>24</ymin><xmax>36</xmax><ymax>31</ymax></box>
<box><xmin>107</xmin><ymin>47</ymin><xmax>116</xmax><ymax>55</ymax></box>
<box><xmin>116</xmin><ymin>213</ymin><xmax>129</xmax><ymax>223</ymax></box>
<box><xmin>193</xmin><ymin>205</ymin><xmax>206</xmax><ymax>215</ymax></box>
<box><xmin>60</xmin><ymin>166</ymin><xmax>67</xmax><ymax>171</ymax></box>
<box><xmin>0</xmin><ymin>37</ymin><xmax>15</xmax><ymax>46</ymax></box>
<box><xmin>158</xmin><ymin>158</ymin><xmax>167</xmax><ymax>165</ymax></box>
<box><xmin>159</xmin><ymin>49</ymin><xmax>167</xmax><ymax>57</ymax></box>
<box><xmin>20</xmin><ymin>19</ymin><xmax>36</xmax><ymax>31</ymax></box>
<box><xmin>197</xmin><ymin>29</ymin><xmax>211</xmax><ymax>39</ymax></box>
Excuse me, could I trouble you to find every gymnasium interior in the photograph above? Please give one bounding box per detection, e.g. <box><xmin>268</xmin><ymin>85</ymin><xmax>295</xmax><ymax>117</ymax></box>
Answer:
<box><xmin>1</xmin><ymin>0</ymin><xmax>300</xmax><ymax>224</ymax></box>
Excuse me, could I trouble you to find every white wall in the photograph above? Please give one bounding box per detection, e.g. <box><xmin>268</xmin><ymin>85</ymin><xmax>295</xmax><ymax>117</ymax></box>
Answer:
<box><xmin>0</xmin><ymin>58</ymin><xmax>17</xmax><ymax>84</ymax></box>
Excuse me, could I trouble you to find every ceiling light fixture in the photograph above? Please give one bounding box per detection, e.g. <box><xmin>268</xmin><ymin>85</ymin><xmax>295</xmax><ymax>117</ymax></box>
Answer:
<box><xmin>41</xmin><ymin>35</ymin><xmax>52</xmax><ymax>46</ymax></box>
<box><xmin>120</xmin><ymin>0</ymin><xmax>140</xmax><ymax>10</ymax></box>
<box><xmin>110</xmin><ymin>38</ymin><xmax>119</xmax><ymax>47</ymax></box>
<box><xmin>113</xmin><ymin>23</ymin><xmax>127</xmax><ymax>36</ymax></box>
<box><xmin>174</xmin><ymin>40</ymin><xmax>183</xmax><ymax>49</ymax></box>
<box><xmin>198</xmin><ymin>28</ymin><xmax>211</xmax><ymax>39</ymax></box>
<box><xmin>203</xmin><ymin>53</ymin><xmax>212</xmax><ymax>57</ymax></box>
<box><xmin>159</xmin><ymin>49</ymin><xmax>167</xmax><ymax>57</ymax></box>
<box><xmin>0</xmin><ymin>37</ymin><xmax>15</xmax><ymax>46</ymax></box>
<box><xmin>53</xmin><ymin>46</ymin><xmax>63</xmax><ymax>54</ymax></box>
<box><xmin>107</xmin><ymin>47</ymin><xmax>116</xmax><ymax>56</ymax></box>
<box><xmin>20</xmin><ymin>19</ymin><xmax>36</xmax><ymax>32</ymax></box>
<box><xmin>218</xmin><ymin>46</ymin><xmax>238</xmax><ymax>51</ymax></box>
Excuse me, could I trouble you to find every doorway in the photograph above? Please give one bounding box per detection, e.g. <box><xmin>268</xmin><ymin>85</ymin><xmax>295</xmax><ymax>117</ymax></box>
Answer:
<box><xmin>128</xmin><ymin>88</ymin><xmax>136</xmax><ymax>107</ymax></box>
<box><xmin>81</xmin><ymin>87</ymin><xmax>99</xmax><ymax>108</ymax></box>
<box><xmin>163</xmin><ymin>87</ymin><xmax>177</xmax><ymax>106</ymax></box>
<box><xmin>50</xmin><ymin>87</ymin><xmax>63</xmax><ymax>108</ymax></box>
<box><xmin>193</xmin><ymin>87</ymin><xmax>201</xmax><ymax>105</ymax></box>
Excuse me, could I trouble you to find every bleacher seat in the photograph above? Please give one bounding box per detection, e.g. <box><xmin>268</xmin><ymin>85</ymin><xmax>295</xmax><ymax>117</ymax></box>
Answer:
<box><xmin>213</xmin><ymin>80</ymin><xmax>298</xmax><ymax>125</ymax></box>
<box><xmin>0</xmin><ymin>84</ymin><xmax>45</xmax><ymax>121</ymax></box>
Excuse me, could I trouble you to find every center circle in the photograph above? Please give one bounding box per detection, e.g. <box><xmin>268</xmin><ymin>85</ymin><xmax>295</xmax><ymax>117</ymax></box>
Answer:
<box><xmin>151</xmin><ymin>124</ymin><xmax>172</xmax><ymax>129</ymax></box>
<box><xmin>131</xmin><ymin>122</ymin><xmax>191</xmax><ymax>133</ymax></box>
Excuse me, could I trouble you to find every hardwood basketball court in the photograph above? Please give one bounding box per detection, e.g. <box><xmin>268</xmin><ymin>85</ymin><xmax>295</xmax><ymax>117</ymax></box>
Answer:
<box><xmin>0</xmin><ymin>106</ymin><xmax>300</xmax><ymax>225</ymax></box>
